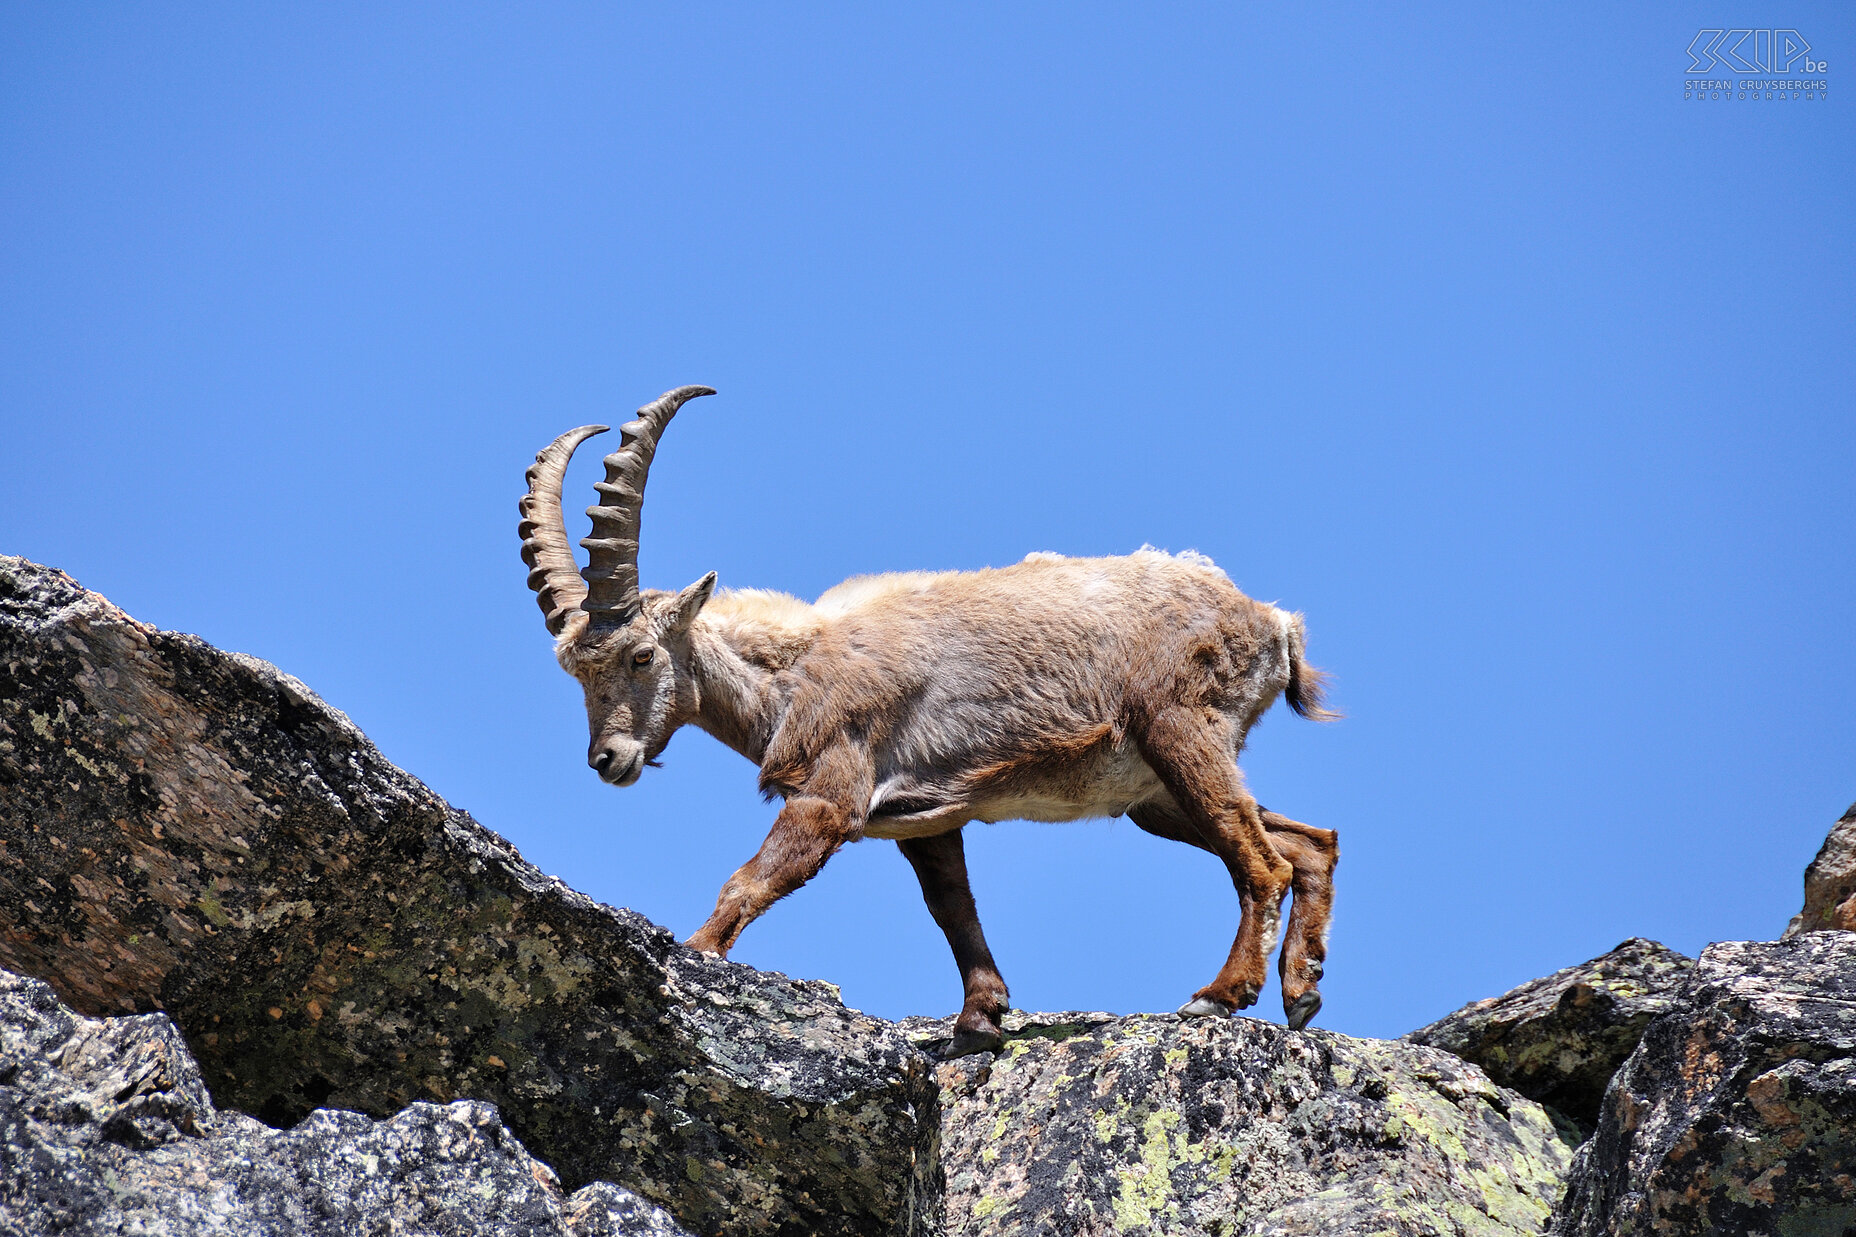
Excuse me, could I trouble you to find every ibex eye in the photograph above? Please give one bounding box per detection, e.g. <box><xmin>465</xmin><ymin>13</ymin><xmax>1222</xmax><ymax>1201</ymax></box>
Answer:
<box><xmin>632</xmin><ymin>648</ymin><xmax>654</xmax><ymax>667</ymax></box>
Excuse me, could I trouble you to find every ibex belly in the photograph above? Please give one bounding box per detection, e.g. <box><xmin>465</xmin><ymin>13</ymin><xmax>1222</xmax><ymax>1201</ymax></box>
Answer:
<box><xmin>861</xmin><ymin>736</ymin><xmax>1166</xmax><ymax>840</ymax></box>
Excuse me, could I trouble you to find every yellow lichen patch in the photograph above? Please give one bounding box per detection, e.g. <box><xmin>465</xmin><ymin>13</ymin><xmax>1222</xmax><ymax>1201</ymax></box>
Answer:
<box><xmin>68</xmin><ymin>748</ymin><xmax>115</xmax><ymax>778</ymax></box>
<box><xmin>1112</xmin><ymin>1108</ymin><xmax>1183</xmax><ymax>1232</ymax></box>
<box><xmin>194</xmin><ymin>890</ymin><xmax>232</xmax><ymax>928</ymax></box>
<box><xmin>1471</xmin><ymin>1162</ymin><xmax>1551</xmax><ymax>1229</ymax></box>
<box><xmin>1094</xmin><ymin>1096</ymin><xmax>1130</xmax><ymax>1144</ymax></box>
<box><xmin>1390</xmin><ymin>1092</ymin><xmax>1470</xmax><ymax>1162</ymax></box>
<box><xmin>1202</xmin><ymin>1138</ymin><xmax>1240</xmax><ymax>1180</ymax></box>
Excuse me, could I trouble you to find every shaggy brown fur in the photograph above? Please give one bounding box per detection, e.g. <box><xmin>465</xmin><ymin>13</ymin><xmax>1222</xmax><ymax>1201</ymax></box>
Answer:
<box><xmin>522</xmin><ymin>398</ymin><xmax>1338</xmax><ymax>1051</ymax></box>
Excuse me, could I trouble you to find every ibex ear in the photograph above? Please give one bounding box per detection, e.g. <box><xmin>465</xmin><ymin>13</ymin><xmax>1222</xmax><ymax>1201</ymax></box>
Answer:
<box><xmin>668</xmin><ymin>572</ymin><xmax>717</xmax><ymax>633</ymax></box>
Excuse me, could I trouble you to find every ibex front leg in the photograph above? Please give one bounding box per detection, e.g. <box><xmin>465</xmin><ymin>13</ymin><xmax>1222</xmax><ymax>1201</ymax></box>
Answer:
<box><xmin>899</xmin><ymin>828</ymin><xmax>1010</xmax><ymax>1057</ymax></box>
<box><xmin>1137</xmin><ymin>709</ymin><xmax>1293</xmax><ymax>1015</ymax></box>
<box><xmin>687</xmin><ymin>791</ymin><xmax>858</xmax><ymax>957</ymax></box>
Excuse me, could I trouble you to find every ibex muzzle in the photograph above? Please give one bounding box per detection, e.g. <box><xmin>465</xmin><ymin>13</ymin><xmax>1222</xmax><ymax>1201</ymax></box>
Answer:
<box><xmin>520</xmin><ymin>386</ymin><xmax>1338</xmax><ymax>1053</ymax></box>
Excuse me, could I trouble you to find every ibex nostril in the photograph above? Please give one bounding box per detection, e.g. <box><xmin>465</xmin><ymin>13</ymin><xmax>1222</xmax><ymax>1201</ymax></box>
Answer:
<box><xmin>591</xmin><ymin>749</ymin><xmax>613</xmax><ymax>773</ymax></box>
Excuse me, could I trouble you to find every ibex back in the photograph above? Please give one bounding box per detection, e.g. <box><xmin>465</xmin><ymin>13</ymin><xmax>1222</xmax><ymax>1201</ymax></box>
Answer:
<box><xmin>520</xmin><ymin>385</ymin><xmax>1338</xmax><ymax>1054</ymax></box>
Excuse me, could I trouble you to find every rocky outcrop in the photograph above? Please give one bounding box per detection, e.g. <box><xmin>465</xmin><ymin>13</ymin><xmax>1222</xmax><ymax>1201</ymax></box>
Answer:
<box><xmin>0</xmin><ymin>966</ymin><xmax>691</xmax><ymax>1236</ymax></box>
<box><xmin>1</xmin><ymin>555</ymin><xmax>1592</xmax><ymax>1235</ymax></box>
<box><xmin>1554</xmin><ymin>934</ymin><xmax>1856</xmax><ymax>1236</ymax></box>
<box><xmin>1403</xmin><ymin>939</ymin><xmax>1694</xmax><ymax>1133</ymax></box>
<box><xmin>1786</xmin><ymin>801</ymin><xmax>1856</xmax><ymax>937</ymax></box>
<box><xmin>911</xmin><ymin>1010</ymin><xmax>1576</xmax><ymax>1237</ymax></box>
<box><xmin>20</xmin><ymin>553</ymin><xmax>1855</xmax><ymax>1237</ymax></box>
<box><xmin>0</xmin><ymin>557</ymin><xmax>937</xmax><ymax>1237</ymax></box>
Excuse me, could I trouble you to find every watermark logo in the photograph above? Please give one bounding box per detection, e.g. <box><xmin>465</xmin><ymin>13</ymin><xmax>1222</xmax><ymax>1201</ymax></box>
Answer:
<box><xmin>1685</xmin><ymin>29</ymin><xmax>1828</xmax><ymax>102</ymax></box>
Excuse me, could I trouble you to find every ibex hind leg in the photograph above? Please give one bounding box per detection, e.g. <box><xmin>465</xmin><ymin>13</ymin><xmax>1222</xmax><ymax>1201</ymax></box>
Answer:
<box><xmin>1126</xmin><ymin>798</ymin><xmax>1330</xmax><ymax>1028</ymax></box>
<box><xmin>1128</xmin><ymin>796</ymin><xmax>1278</xmax><ymax>1017</ymax></box>
<box><xmin>1259</xmin><ymin>808</ymin><xmax>1337</xmax><ymax>1031</ymax></box>
<box><xmin>1135</xmin><ymin>710</ymin><xmax>1292</xmax><ymax>1014</ymax></box>
<box><xmin>1125</xmin><ymin>716</ymin><xmax>1293</xmax><ymax>1018</ymax></box>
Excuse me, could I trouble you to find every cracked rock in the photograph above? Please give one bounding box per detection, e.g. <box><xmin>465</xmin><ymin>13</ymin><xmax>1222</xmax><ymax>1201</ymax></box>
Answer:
<box><xmin>1786</xmin><ymin>800</ymin><xmax>1856</xmax><ymax>938</ymax></box>
<box><xmin>910</xmin><ymin>1008</ymin><xmax>1576</xmax><ymax>1237</ymax></box>
<box><xmin>0</xmin><ymin>966</ymin><xmax>691</xmax><ymax>1236</ymax></box>
<box><xmin>0</xmin><ymin>556</ymin><xmax>936</xmax><ymax>1237</ymax></box>
<box><xmin>1554</xmin><ymin>934</ymin><xmax>1856</xmax><ymax>1236</ymax></box>
<box><xmin>1403</xmin><ymin>939</ymin><xmax>1694</xmax><ymax>1133</ymax></box>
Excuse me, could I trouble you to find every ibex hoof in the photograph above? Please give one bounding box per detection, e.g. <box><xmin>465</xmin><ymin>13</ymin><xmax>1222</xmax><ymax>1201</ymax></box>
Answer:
<box><xmin>945</xmin><ymin>1028</ymin><xmax>1005</xmax><ymax>1058</ymax></box>
<box><xmin>1286</xmin><ymin>989</ymin><xmax>1323</xmax><ymax>1031</ymax></box>
<box><xmin>1176</xmin><ymin>996</ymin><xmax>1234</xmax><ymax>1019</ymax></box>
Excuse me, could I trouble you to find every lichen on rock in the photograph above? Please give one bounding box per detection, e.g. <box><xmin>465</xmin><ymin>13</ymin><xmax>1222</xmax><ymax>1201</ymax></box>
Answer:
<box><xmin>1785</xmin><ymin>800</ymin><xmax>1856</xmax><ymax>937</ymax></box>
<box><xmin>1403</xmin><ymin>938</ymin><xmax>1694</xmax><ymax>1133</ymax></box>
<box><xmin>1554</xmin><ymin>934</ymin><xmax>1856</xmax><ymax>1236</ymax></box>
<box><xmin>0</xmin><ymin>966</ymin><xmax>692</xmax><ymax>1236</ymax></box>
<box><xmin>912</xmin><ymin>1009</ymin><xmax>1577</xmax><ymax>1236</ymax></box>
<box><xmin>0</xmin><ymin>556</ymin><xmax>937</xmax><ymax>1237</ymax></box>
<box><xmin>18</xmin><ymin>552</ymin><xmax>1852</xmax><ymax>1237</ymax></box>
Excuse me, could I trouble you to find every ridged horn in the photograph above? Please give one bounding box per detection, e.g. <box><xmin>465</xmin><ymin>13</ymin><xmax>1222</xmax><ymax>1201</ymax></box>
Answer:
<box><xmin>519</xmin><ymin>424</ymin><xmax>610</xmax><ymax>636</ymax></box>
<box><xmin>581</xmin><ymin>384</ymin><xmax>716</xmax><ymax>625</ymax></box>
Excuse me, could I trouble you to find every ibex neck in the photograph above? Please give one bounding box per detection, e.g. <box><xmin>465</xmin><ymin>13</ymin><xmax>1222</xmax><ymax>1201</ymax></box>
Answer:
<box><xmin>686</xmin><ymin>594</ymin><xmax>819</xmax><ymax>765</ymax></box>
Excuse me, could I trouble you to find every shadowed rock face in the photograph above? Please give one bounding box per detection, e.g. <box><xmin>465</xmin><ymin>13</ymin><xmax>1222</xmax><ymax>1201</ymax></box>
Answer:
<box><xmin>909</xmin><ymin>1009</ymin><xmax>1577</xmax><ymax>1237</ymax></box>
<box><xmin>1402</xmin><ymin>939</ymin><xmax>1694</xmax><ymax>1133</ymax></box>
<box><xmin>1786</xmin><ymin>801</ymin><xmax>1856</xmax><ymax>938</ymax></box>
<box><xmin>1554</xmin><ymin>935</ymin><xmax>1856</xmax><ymax>1237</ymax></box>
<box><xmin>0</xmin><ymin>557</ymin><xmax>937</xmax><ymax>1237</ymax></box>
<box><xmin>0</xmin><ymin>967</ymin><xmax>693</xmax><ymax>1237</ymax></box>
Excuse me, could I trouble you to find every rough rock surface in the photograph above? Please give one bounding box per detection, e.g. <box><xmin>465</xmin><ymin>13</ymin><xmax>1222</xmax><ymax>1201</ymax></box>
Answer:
<box><xmin>0</xmin><ymin>557</ymin><xmax>936</xmax><ymax>1237</ymax></box>
<box><xmin>1403</xmin><ymin>939</ymin><xmax>1694</xmax><ymax>1133</ymax></box>
<box><xmin>0</xmin><ymin>966</ymin><xmax>691</xmax><ymax>1237</ymax></box>
<box><xmin>1786</xmin><ymin>800</ymin><xmax>1856</xmax><ymax>938</ymax></box>
<box><xmin>908</xmin><ymin>1009</ymin><xmax>1576</xmax><ymax>1237</ymax></box>
<box><xmin>1555</xmin><ymin>935</ymin><xmax>1856</xmax><ymax>1236</ymax></box>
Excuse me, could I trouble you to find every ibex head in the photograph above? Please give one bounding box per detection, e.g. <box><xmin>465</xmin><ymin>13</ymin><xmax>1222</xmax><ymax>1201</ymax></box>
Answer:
<box><xmin>518</xmin><ymin>385</ymin><xmax>716</xmax><ymax>785</ymax></box>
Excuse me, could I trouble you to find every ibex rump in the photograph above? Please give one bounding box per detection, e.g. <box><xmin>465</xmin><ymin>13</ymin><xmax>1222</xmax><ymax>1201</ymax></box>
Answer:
<box><xmin>520</xmin><ymin>385</ymin><xmax>1338</xmax><ymax>1054</ymax></box>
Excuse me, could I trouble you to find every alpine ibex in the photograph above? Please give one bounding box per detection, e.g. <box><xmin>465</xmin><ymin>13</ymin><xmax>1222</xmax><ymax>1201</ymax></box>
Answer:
<box><xmin>519</xmin><ymin>385</ymin><xmax>1339</xmax><ymax>1053</ymax></box>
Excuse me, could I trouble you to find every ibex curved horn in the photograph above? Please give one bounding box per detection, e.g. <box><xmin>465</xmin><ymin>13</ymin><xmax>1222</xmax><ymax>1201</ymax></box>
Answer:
<box><xmin>519</xmin><ymin>424</ymin><xmax>609</xmax><ymax>636</ymax></box>
<box><xmin>580</xmin><ymin>384</ymin><xmax>716</xmax><ymax>626</ymax></box>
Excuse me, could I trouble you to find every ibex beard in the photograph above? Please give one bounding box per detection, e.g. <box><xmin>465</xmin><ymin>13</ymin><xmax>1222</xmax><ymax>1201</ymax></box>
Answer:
<box><xmin>520</xmin><ymin>385</ymin><xmax>1339</xmax><ymax>1055</ymax></box>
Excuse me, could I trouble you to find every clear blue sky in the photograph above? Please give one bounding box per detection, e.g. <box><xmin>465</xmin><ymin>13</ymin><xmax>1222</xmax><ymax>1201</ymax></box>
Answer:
<box><xmin>3</xmin><ymin>5</ymin><xmax>1851</xmax><ymax>1040</ymax></box>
